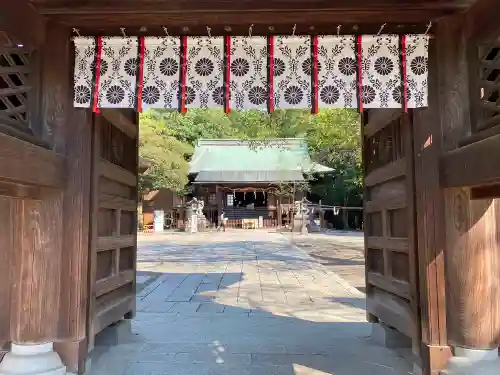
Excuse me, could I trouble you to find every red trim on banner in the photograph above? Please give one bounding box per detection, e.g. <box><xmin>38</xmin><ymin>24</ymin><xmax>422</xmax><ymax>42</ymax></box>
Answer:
<box><xmin>312</xmin><ymin>35</ymin><xmax>319</xmax><ymax>114</ymax></box>
<box><xmin>93</xmin><ymin>36</ymin><xmax>103</xmax><ymax>114</ymax></box>
<box><xmin>401</xmin><ymin>35</ymin><xmax>408</xmax><ymax>113</ymax></box>
<box><xmin>180</xmin><ymin>36</ymin><xmax>188</xmax><ymax>113</ymax></box>
<box><xmin>225</xmin><ymin>35</ymin><xmax>231</xmax><ymax>113</ymax></box>
<box><xmin>269</xmin><ymin>36</ymin><xmax>275</xmax><ymax>113</ymax></box>
<box><xmin>357</xmin><ymin>35</ymin><xmax>363</xmax><ymax>113</ymax></box>
<box><xmin>137</xmin><ymin>36</ymin><xmax>146</xmax><ymax>112</ymax></box>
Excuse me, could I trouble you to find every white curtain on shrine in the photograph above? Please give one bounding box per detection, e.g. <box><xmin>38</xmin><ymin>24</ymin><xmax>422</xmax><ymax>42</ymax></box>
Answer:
<box><xmin>405</xmin><ymin>35</ymin><xmax>429</xmax><ymax>108</ymax></box>
<box><xmin>73</xmin><ymin>37</ymin><xmax>95</xmax><ymax>108</ymax></box>
<box><xmin>72</xmin><ymin>34</ymin><xmax>430</xmax><ymax>112</ymax></box>
<box><xmin>317</xmin><ymin>35</ymin><xmax>357</xmax><ymax>108</ymax></box>
<box><xmin>185</xmin><ymin>37</ymin><xmax>224</xmax><ymax>109</ymax></box>
<box><xmin>273</xmin><ymin>36</ymin><xmax>311</xmax><ymax>109</ymax></box>
<box><xmin>230</xmin><ymin>36</ymin><xmax>268</xmax><ymax>110</ymax></box>
<box><xmin>360</xmin><ymin>35</ymin><xmax>402</xmax><ymax>108</ymax></box>
<box><xmin>142</xmin><ymin>37</ymin><xmax>180</xmax><ymax>110</ymax></box>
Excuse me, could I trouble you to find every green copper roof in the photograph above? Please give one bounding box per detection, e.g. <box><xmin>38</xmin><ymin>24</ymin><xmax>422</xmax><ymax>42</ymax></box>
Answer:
<box><xmin>189</xmin><ymin>139</ymin><xmax>333</xmax><ymax>183</ymax></box>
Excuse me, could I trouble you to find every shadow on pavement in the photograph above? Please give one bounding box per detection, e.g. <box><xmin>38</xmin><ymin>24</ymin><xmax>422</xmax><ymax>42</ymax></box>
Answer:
<box><xmin>88</xmin><ymin>268</ymin><xmax>413</xmax><ymax>375</ymax></box>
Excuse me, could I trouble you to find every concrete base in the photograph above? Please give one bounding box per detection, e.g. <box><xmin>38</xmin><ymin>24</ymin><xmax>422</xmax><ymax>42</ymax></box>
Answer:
<box><xmin>370</xmin><ymin>323</ymin><xmax>412</xmax><ymax>349</ymax></box>
<box><xmin>94</xmin><ymin>319</ymin><xmax>133</xmax><ymax>347</ymax></box>
<box><xmin>440</xmin><ymin>348</ymin><xmax>499</xmax><ymax>375</ymax></box>
<box><xmin>0</xmin><ymin>342</ymin><xmax>66</xmax><ymax>375</ymax></box>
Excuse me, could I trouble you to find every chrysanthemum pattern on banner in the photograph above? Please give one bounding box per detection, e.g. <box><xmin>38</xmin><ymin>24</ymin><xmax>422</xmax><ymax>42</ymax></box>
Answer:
<box><xmin>72</xmin><ymin>34</ymin><xmax>430</xmax><ymax>111</ymax></box>
<box><xmin>317</xmin><ymin>36</ymin><xmax>357</xmax><ymax>109</ymax></box>
<box><xmin>230</xmin><ymin>37</ymin><xmax>268</xmax><ymax>110</ymax></box>
<box><xmin>73</xmin><ymin>37</ymin><xmax>96</xmax><ymax>108</ymax></box>
<box><xmin>97</xmin><ymin>37</ymin><xmax>139</xmax><ymax>108</ymax></box>
<box><xmin>142</xmin><ymin>37</ymin><xmax>180</xmax><ymax>110</ymax></box>
<box><xmin>405</xmin><ymin>35</ymin><xmax>429</xmax><ymax>108</ymax></box>
<box><xmin>185</xmin><ymin>37</ymin><xmax>224</xmax><ymax>108</ymax></box>
<box><xmin>274</xmin><ymin>36</ymin><xmax>311</xmax><ymax>109</ymax></box>
<box><xmin>361</xmin><ymin>35</ymin><xmax>402</xmax><ymax>108</ymax></box>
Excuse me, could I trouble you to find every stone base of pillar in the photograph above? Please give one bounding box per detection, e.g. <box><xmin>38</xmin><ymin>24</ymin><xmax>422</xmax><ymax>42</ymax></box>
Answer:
<box><xmin>370</xmin><ymin>322</ymin><xmax>412</xmax><ymax>349</ymax></box>
<box><xmin>441</xmin><ymin>348</ymin><xmax>499</xmax><ymax>375</ymax></box>
<box><xmin>0</xmin><ymin>342</ymin><xmax>67</xmax><ymax>375</ymax></box>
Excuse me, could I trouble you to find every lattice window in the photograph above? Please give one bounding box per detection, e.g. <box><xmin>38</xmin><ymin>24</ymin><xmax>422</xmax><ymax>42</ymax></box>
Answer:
<box><xmin>0</xmin><ymin>31</ymin><xmax>33</xmax><ymax>141</ymax></box>
<box><xmin>477</xmin><ymin>41</ymin><xmax>500</xmax><ymax>131</ymax></box>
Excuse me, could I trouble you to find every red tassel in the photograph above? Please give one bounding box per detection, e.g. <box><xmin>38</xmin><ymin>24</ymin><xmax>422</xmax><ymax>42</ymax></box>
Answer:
<box><xmin>93</xmin><ymin>36</ymin><xmax>103</xmax><ymax>114</ymax></box>
<box><xmin>401</xmin><ymin>35</ymin><xmax>408</xmax><ymax>113</ymax></box>
<box><xmin>269</xmin><ymin>36</ymin><xmax>274</xmax><ymax>113</ymax></box>
<box><xmin>180</xmin><ymin>36</ymin><xmax>188</xmax><ymax>113</ymax></box>
<box><xmin>357</xmin><ymin>35</ymin><xmax>363</xmax><ymax>113</ymax></box>
<box><xmin>312</xmin><ymin>35</ymin><xmax>319</xmax><ymax>114</ymax></box>
<box><xmin>137</xmin><ymin>36</ymin><xmax>145</xmax><ymax>113</ymax></box>
<box><xmin>225</xmin><ymin>35</ymin><xmax>231</xmax><ymax>113</ymax></box>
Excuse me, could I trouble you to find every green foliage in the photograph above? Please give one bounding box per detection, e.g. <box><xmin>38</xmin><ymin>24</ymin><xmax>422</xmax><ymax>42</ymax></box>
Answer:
<box><xmin>139</xmin><ymin>108</ymin><xmax>363</xmax><ymax>206</ymax></box>
<box><xmin>139</xmin><ymin>112</ymin><xmax>193</xmax><ymax>195</ymax></box>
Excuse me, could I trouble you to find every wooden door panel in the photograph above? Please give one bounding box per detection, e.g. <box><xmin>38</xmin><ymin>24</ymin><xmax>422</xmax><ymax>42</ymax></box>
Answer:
<box><xmin>88</xmin><ymin>110</ymin><xmax>138</xmax><ymax>350</ymax></box>
<box><xmin>363</xmin><ymin>110</ymin><xmax>421</xmax><ymax>352</ymax></box>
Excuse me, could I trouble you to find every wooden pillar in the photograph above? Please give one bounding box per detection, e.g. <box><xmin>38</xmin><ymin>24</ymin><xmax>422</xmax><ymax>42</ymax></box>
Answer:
<box><xmin>42</xmin><ymin>22</ymin><xmax>92</xmax><ymax>373</ymax></box>
<box><xmin>411</xmin><ymin>27</ymin><xmax>452</xmax><ymax>375</ymax></box>
<box><xmin>422</xmin><ymin>7</ymin><xmax>500</xmax><ymax>374</ymax></box>
<box><xmin>437</xmin><ymin>12</ymin><xmax>500</xmax><ymax>354</ymax></box>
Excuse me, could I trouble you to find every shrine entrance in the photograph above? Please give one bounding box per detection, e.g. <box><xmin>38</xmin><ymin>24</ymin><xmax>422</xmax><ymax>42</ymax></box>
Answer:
<box><xmin>1</xmin><ymin>1</ymin><xmax>500</xmax><ymax>375</ymax></box>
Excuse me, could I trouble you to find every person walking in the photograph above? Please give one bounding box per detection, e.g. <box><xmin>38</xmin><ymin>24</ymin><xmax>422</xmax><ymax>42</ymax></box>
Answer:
<box><xmin>217</xmin><ymin>210</ymin><xmax>226</xmax><ymax>232</ymax></box>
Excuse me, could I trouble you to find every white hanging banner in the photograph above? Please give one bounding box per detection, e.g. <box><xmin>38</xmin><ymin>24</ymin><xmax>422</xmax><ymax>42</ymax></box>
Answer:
<box><xmin>97</xmin><ymin>37</ymin><xmax>139</xmax><ymax>108</ymax></box>
<box><xmin>230</xmin><ymin>36</ymin><xmax>268</xmax><ymax>110</ymax></box>
<box><xmin>405</xmin><ymin>35</ymin><xmax>429</xmax><ymax>108</ymax></box>
<box><xmin>273</xmin><ymin>36</ymin><xmax>311</xmax><ymax>109</ymax></box>
<box><xmin>360</xmin><ymin>35</ymin><xmax>402</xmax><ymax>108</ymax></box>
<box><xmin>73</xmin><ymin>37</ymin><xmax>96</xmax><ymax>108</ymax></box>
<box><xmin>317</xmin><ymin>36</ymin><xmax>357</xmax><ymax>109</ymax></box>
<box><xmin>142</xmin><ymin>37</ymin><xmax>181</xmax><ymax>110</ymax></box>
<box><xmin>72</xmin><ymin>34</ymin><xmax>430</xmax><ymax>111</ymax></box>
<box><xmin>185</xmin><ymin>37</ymin><xmax>224</xmax><ymax>109</ymax></box>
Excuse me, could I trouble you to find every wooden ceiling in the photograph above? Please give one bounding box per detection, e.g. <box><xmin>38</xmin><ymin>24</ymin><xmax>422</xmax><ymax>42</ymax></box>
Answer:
<box><xmin>28</xmin><ymin>0</ymin><xmax>479</xmax><ymax>35</ymax></box>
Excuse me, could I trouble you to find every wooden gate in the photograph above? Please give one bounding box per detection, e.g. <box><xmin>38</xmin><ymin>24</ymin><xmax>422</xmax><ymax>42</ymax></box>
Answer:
<box><xmin>88</xmin><ymin>109</ymin><xmax>138</xmax><ymax>350</ymax></box>
<box><xmin>362</xmin><ymin>110</ymin><xmax>420</xmax><ymax>352</ymax></box>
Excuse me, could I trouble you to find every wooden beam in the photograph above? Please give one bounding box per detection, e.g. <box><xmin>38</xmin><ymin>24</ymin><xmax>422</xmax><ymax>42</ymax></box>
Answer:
<box><xmin>97</xmin><ymin>235</ymin><xmax>135</xmax><ymax>251</ymax></box>
<box><xmin>43</xmin><ymin>9</ymin><xmax>460</xmax><ymax>30</ymax></box>
<box><xmin>365</xmin><ymin>158</ymin><xmax>406</xmax><ymax>187</ymax></box>
<box><xmin>0</xmin><ymin>133</ymin><xmax>65</xmax><ymax>187</ymax></box>
<box><xmin>0</xmin><ymin>180</ymin><xmax>42</xmax><ymax>199</ymax></box>
<box><xmin>364</xmin><ymin>194</ymin><xmax>406</xmax><ymax>213</ymax></box>
<box><xmin>465</xmin><ymin>0</ymin><xmax>500</xmax><ymax>42</ymax></box>
<box><xmin>440</xmin><ymin>133</ymin><xmax>500</xmax><ymax>188</ymax></box>
<box><xmin>101</xmin><ymin>109</ymin><xmax>138</xmax><ymax>139</ymax></box>
<box><xmin>93</xmin><ymin>295</ymin><xmax>134</xmax><ymax>335</ymax></box>
<box><xmin>0</xmin><ymin>0</ymin><xmax>45</xmax><ymax>48</ymax></box>
<box><xmin>367</xmin><ymin>272</ymin><xmax>410</xmax><ymax>300</ymax></box>
<box><xmin>99</xmin><ymin>161</ymin><xmax>137</xmax><ymax>187</ymax></box>
<box><xmin>95</xmin><ymin>270</ymin><xmax>135</xmax><ymax>298</ymax></box>
<box><xmin>99</xmin><ymin>194</ymin><xmax>137</xmax><ymax>211</ymax></box>
<box><xmin>366</xmin><ymin>237</ymin><xmax>409</xmax><ymax>253</ymax></box>
<box><xmin>32</xmin><ymin>0</ymin><xmax>475</xmax><ymax>14</ymax></box>
<box><xmin>364</xmin><ymin>109</ymin><xmax>403</xmax><ymax>138</ymax></box>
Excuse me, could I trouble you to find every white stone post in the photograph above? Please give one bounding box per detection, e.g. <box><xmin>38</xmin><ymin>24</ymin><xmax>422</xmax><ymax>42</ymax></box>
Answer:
<box><xmin>0</xmin><ymin>342</ymin><xmax>67</xmax><ymax>375</ymax></box>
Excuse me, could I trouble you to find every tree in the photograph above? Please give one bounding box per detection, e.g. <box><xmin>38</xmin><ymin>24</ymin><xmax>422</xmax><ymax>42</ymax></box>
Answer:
<box><xmin>139</xmin><ymin>112</ymin><xmax>193</xmax><ymax>195</ymax></box>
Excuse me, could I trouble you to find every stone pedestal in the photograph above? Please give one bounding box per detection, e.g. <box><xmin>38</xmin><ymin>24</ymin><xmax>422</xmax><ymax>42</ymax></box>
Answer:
<box><xmin>0</xmin><ymin>343</ymin><xmax>66</xmax><ymax>375</ymax></box>
<box><xmin>441</xmin><ymin>349</ymin><xmax>499</xmax><ymax>375</ymax></box>
<box><xmin>370</xmin><ymin>323</ymin><xmax>412</xmax><ymax>349</ymax></box>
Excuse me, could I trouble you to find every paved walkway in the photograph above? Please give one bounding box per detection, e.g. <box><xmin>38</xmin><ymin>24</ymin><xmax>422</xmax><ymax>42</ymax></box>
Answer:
<box><xmin>88</xmin><ymin>231</ymin><xmax>413</xmax><ymax>375</ymax></box>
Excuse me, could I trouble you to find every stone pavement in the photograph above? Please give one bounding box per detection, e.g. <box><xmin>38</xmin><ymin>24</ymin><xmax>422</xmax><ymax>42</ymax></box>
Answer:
<box><xmin>284</xmin><ymin>231</ymin><xmax>366</xmax><ymax>293</ymax></box>
<box><xmin>88</xmin><ymin>230</ymin><xmax>413</xmax><ymax>375</ymax></box>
